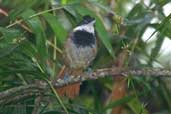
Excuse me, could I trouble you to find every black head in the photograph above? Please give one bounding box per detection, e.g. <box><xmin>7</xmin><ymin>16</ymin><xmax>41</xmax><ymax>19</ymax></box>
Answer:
<box><xmin>79</xmin><ymin>15</ymin><xmax>95</xmax><ymax>25</ymax></box>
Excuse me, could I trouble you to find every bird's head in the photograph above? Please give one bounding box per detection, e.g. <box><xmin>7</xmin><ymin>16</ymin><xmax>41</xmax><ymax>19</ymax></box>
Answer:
<box><xmin>80</xmin><ymin>15</ymin><xmax>96</xmax><ymax>26</ymax></box>
<box><xmin>74</xmin><ymin>15</ymin><xmax>96</xmax><ymax>33</ymax></box>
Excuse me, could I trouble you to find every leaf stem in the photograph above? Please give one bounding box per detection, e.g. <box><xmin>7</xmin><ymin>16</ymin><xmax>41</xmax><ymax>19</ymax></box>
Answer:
<box><xmin>46</xmin><ymin>79</ymin><xmax>69</xmax><ymax>114</ymax></box>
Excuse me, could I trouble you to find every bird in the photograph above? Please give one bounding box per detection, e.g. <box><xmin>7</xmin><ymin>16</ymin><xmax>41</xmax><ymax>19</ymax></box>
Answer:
<box><xmin>56</xmin><ymin>15</ymin><xmax>97</xmax><ymax>98</ymax></box>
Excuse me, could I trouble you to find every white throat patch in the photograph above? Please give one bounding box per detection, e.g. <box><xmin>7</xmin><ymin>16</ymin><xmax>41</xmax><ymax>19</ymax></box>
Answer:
<box><xmin>73</xmin><ymin>24</ymin><xmax>95</xmax><ymax>33</ymax></box>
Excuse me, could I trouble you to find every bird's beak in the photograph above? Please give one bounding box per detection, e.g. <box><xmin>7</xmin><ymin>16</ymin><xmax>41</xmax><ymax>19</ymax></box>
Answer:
<box><xmin>89</xmin><ymin>20</ymin><xmax>96</xmax><ymax>25</ymax></box>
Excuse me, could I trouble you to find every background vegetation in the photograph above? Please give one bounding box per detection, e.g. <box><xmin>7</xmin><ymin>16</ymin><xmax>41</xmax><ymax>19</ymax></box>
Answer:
<box><xmin>0</xmin><ymin>0</ymin><xmax>171</xmax><ymax>114</ymax></box>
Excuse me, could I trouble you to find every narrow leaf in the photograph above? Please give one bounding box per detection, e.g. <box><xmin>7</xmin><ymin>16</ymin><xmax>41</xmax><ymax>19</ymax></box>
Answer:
<box><xmin>20</xmin><ymin>9</ymin><xmax>47</xmax><ymax>68</ymax></box>
<box><xmin>43</xmin><ymin>13</ymin><xmax>67</xmax><ymax>45</ymax></box>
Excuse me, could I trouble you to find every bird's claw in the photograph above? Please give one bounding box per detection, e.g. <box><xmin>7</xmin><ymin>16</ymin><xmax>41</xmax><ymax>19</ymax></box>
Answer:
<box><xmin>85</xmin><ymin>67</ymin><xmax>94</xmax><ymax>78</ymax></box>
<box><xmin>63</xmin><ymin>73</ymin><xmax>70</xmax><ymax>84</ymax></box>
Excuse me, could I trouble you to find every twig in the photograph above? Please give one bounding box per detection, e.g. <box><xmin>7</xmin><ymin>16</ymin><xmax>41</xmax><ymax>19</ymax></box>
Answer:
<box><xmin>32</xmin><ymin>96</ymin><xmax>42</xmax><ymax>114</ymax></box>
<box><xmin>47</xmin><ymin>40</ymin><xmax>63</xmax><ymax>54</ymax></box>
<box><xmin>0</xmin><ymin>8</ymin><xmax>8</xmax><ymax>16</ymax></box>
<box><xmin>126</xmin><ymin>68</ymin><xmax>171</xmax><ymax>77</ymax></box>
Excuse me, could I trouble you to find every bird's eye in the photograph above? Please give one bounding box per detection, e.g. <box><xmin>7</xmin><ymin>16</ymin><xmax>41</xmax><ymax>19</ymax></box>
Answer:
<box><xmin>84</xmin><ymin>20</ymin><xmax>89</xmax><ymax>24</ymax></box>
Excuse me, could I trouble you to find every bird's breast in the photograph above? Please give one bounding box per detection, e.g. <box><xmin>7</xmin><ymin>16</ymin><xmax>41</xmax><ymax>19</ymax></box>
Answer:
<box><xmin>64</xmin><ymin>38</ymin><xmax>97</xmax><ymax>69</ymax></box>
<box><xmin>71</xmin><ymin>30</ymin><xmax>96</xmax><ymax>47</ymax></box>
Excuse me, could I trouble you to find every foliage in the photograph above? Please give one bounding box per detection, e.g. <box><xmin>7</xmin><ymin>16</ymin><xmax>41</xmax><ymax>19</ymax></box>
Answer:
<box><xmin>0</xmin><ymin>0</ymin><xmax>171</xmax><ymax>114</ymax></box>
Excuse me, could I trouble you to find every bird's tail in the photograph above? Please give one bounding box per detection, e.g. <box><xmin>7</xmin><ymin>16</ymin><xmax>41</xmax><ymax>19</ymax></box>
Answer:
<box><xmin>56</xmin><ymin>83</ymin><xmax>80</xmax><ymax>98</ymax></box>
<box><xmin>55</xmin><ymin>66</ymin><xmax>81</xmax><ymax>98</ymax></box>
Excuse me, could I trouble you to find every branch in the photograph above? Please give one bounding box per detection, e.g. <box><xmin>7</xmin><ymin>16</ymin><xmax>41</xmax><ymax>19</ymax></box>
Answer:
<box><xmin>0</xmin><ymin>68</ymin><xmax>171</xmax><ymax>104</ymax></box>
<box><xmin>0</xmin><ymin>84</ymin><xmax>46</xmax><ymax>105</ymax></box>
<box><xmin>53</xmin><ymin>67</ymin><xmax>171</xmax><ymax>87</ymax></box>
<box><xmin>32</xmin><ymin>96</ymin><xmax>42</xmax><ymax>114</ymax></box>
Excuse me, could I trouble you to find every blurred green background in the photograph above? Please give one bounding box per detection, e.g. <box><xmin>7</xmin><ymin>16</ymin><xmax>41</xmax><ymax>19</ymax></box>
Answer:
<box><xmin>0</xmin><ymin>0</ymin><xmax>171</xmax><ymax>114</ymax></box>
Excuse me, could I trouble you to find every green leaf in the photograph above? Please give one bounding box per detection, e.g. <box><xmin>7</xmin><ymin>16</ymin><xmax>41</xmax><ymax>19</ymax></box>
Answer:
<box><xmin>76</xmin><ymin>7</ymin><xmax>115</xmax><ymax>58</ymax></box>
<box><xmin>127</xmin><ymin>3</ymin><xmax>146</xmax><ymax>19</ymax></box>
<box><xmin>20</xmin><ymin>9</ymin><xmax>47</xmax><ymax>68</ymax></box>
<box><xmin>43</xmin><ymin>13</ymin><xmax>67</xmax><ymax>45</ymax></box>
<box><xmin>96</xmin><ymin>18</ymin><xmax>115</xmax><ymax>58</ymax></box>
<box><xmin>0</xmin><ymin>27</ymin><xmax>23</xmax><ymax>49</ymax></box>
<box><xmin>149</xmin><ymin>33</ymin><xmax>164</xmax><ymax>65</ymax></box>
<box><xmin>0</xmin><ymin>27</ymin><xmax>22</xmax><ymax>40</ymax></box>
<box><xmin>146</xmin><ymin>13</ymin><xmax>171</xmax><ymax>42</ymax></box>
<box><xmin>147</xmin><ymin>14</ymin><xmax>171</xmax><ymax>64</ymax></box>
<box><xmin>158</xmin><ymin>14</ymin><xmax>171</xmax><ymax>38</ymax></box>
<box><xmin>9</xmin><ymin>7</ymin><xmax>27</xmax><ymax>21</ymax></box>
<box><xmin>103</xmin><ymin>89</ymin><xmax>150</xmax><ymax>112</ymax></box>
<box><xmin>19</xmin><ymin>40</ymin><xmax>37</xmax><ymax>58</ymax></box>
<box><xmin>0</xmin><ymin>44</ymin><xmax>18</xmax><ymax>58</ymax></box>
<box><xmin>128</xmin><ymin>98</ymin><xmax>148</xmax><ymax>114</ymax></box>
<box><xmin>103</xmin><ymin>95</ymin><xmax>133</xmax><ymax>111</ymax></box>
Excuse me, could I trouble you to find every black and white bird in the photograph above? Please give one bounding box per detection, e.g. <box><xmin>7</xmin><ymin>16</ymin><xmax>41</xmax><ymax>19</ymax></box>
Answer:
<box><xmin>57</xmin><ymin>15</ymin><xmax>97</xmax><ymax>98</ymax></box>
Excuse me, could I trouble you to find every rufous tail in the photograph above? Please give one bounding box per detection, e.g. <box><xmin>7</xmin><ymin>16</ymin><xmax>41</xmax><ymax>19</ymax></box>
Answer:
<box><xmin>55</xmin><ymin>67</ymin><xmax>81</xmax><ymax>98</ymax></box>
<box><xmin>56</xmin><ymin>83</ymin><xmax>80</xmax><ymax>98</ymax></box>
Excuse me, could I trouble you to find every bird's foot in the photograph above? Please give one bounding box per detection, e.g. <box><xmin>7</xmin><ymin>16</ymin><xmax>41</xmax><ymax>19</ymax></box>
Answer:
<box><xmin>85</xmin><ymin>67</ymin><xmax>95</xmax><ymax>78</ymax></box>
<box><xmin>63</xmin><ymin>73</ymin><xmax>70</xmax><ymax>84</ymax></box>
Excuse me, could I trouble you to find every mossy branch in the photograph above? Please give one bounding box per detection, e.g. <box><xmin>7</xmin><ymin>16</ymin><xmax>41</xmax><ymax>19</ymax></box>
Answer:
<box><xmin>0</xmin><ymin>67</ymin><xmax>171</xmax><ymax>104</ymax></box>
